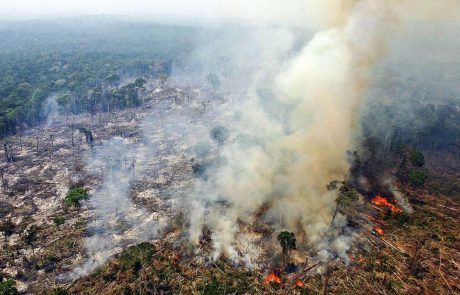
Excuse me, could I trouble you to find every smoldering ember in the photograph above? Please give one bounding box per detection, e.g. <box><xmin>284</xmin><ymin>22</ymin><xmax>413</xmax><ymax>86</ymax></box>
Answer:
<box><xmin>0</xmin><ymin>1</ymin><xmax>459</xmax><ymax>294</ymax></box>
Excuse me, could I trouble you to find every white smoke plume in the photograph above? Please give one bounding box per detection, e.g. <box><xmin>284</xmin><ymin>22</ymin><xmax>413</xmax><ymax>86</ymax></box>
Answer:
<box><xmin>184</xmin><ymin>0</ymin><xmax>460</xmax><ymax>263</ymax></box>
<box><xmin>68</xmin><ymin>137</ymin><xmax>167</xmax><ymax>279</ymax></box>
<box><xmin>41</xmin><ymin>94</ymin><xmax>59</xmax><ymax>126</ymax></box>
<box><xmin>63</xmin><ymin>0</ymin><xmax>460</xmax><ymax>278</ymax></box>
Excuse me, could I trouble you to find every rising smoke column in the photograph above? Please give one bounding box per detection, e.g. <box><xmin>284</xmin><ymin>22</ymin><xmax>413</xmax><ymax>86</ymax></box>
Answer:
<box><xmin>273</xmin><ymin>0</ymin><xmax>393</xmax><ymax>241</ymax></box>
<box><xmin>186</xmin><ymin>0</ymin><xmax>459</xmax><ymax>262</ymax></box>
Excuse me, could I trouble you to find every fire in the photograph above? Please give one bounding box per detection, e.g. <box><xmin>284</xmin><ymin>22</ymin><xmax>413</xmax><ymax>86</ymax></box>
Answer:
<box><xmin>373</xmin><ymin>225</ymin><xmax>385</xmax><ymax>236</ymax></box>
<box><xmin>295</xmin><ymin>280</ymin><xmax>305</xmax><ymax>287</ymax></box>
<box><xmin>371</xmin><ymin>194</ymin><xmax>402</xmax><ymax>213</ymax></box>
<box><xmin>264</xmin><ymin>271</ymin><xmax>282</xmax><ymax>285</ymax></box>
<box><xmin>349</xmin><ymin>255</ymin><xmax>365</xmax><ymax>263</ymax></box>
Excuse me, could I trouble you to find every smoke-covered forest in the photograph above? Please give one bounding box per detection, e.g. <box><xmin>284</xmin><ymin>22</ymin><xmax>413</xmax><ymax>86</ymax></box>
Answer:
<box><xmin>1</xmin><ymin>2</ymin><xmax>459</xmax><ymax>294</ymax></box>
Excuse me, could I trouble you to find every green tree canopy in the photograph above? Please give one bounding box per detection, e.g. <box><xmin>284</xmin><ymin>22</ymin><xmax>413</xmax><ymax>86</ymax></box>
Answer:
<box><xmin>277</xmin><ymin>231</ymin><xmax>296</xmax><ymax>258</ymax></box>
<box><xmin>64</xmin><ymin>187</ymin><xmax>89</xmax><ymax>208</ymax></box>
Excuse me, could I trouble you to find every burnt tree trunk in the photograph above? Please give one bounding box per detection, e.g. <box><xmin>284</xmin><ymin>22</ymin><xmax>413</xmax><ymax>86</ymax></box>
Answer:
<box><xmin>3</xmin><ymin>143</ymin><xmax>9</xmax><ymax>162</ymax></box>
<box><xmin>331</xmin><ymin>203</ymin><xmax>339</xmax><ymax>226</ymax></box>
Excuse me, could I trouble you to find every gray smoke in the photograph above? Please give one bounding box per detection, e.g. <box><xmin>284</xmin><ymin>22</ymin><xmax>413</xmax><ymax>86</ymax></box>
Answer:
<box><xmin>68</xmin><ymin>137</ymin><xmax>167</xmax><ymax>279</ymax></box>
<box><xmin>66</xmin><ymin>0</ymin><xmax>460</xmax><ymax>277</ymax></box>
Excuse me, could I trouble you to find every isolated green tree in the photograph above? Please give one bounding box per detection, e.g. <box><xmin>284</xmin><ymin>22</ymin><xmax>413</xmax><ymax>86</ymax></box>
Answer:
<box><xmin>78</xmin><ymin>127</ymin><xmax>94</xmax><ymax>147</ymax></box>
<box><xmin>134</xmin><ymin>77</ymin><xmax>146</xmax><ymax>88</ymax></box>
<box><xmin>23</xmin><ymin>225</ymin><xmax>39</xmax><ymax>254</ymax></box>
<box><xmin>277</xmin><ymin>231</ymin><xmax>296</xmax><ymax>264</ymax></box>
<box><xmin>64</xmin><ymin>187</ymin><xmax>89</xmax><ymax>208</ymax></box>
<box><xmin>328</xmin><ymin>180</ymin><xmax>359</xmax><ymax>225</ymax></box>
<box><xmin>410</xmin><ymin>149</ymin><xmax>425</xmax><ymax>167</ymax></box>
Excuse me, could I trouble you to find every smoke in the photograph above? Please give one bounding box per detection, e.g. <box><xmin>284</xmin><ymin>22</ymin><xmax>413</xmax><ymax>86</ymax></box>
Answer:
<box><xmin>64</xmin><ymin>0</ymin><xmax>460</xmax><ymax>277</ymax></box>
<box><xmin>41</xmin><ymin>94</ymin><xmax>58</xmax><ymax>126</ymax></box>
<box><xmin>68</xmin><ymin>137</ymin><xmax>167</xmax><ymax>279</ymax></box>
<box><xmin>183</xmin><ymin>0</ymin><xmax>460</xmax><ymax>264</ymax></box>
<box><xmin>68</xmin><ymin>97</ymin><xmax>216</xmax><ymax>278</ymax></box>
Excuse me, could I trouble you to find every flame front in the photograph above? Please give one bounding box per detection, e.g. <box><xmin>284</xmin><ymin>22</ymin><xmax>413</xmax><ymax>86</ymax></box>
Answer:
<box><xmin>371</xmin><ymin>194</ymin><xmax>403</xmax><ymax>213</ymax></box>
<box><xmin>295</xmin><ymin>279</ymin><xmax>305</xmax><ymax>287</ymax></box>
<box><xmin>373</xmin><ymin>225</ymin><xmax>385</xmax><ymax>236</ymax></box>
<box><xmin>264</xmin><ymin>271</ymin><xmax>282</xmax><ymax>285</ymax></box>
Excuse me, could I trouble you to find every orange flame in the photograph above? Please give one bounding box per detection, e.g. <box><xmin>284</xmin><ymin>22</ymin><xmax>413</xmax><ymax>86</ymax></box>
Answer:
<box><xmin>373</xmin><ymin>225</ymin><xmax>384</xmax><ymax>236</ymax></box>
<box><xmin>371</xmin><ymin>194</ymin><xmax>402</xmax><ymax>213</ymax></box>
<box><xmin>295</xmin><ymin>279</ymin><xmax>305</xmax><ymax>287</ymax></box>
<box><xmin>349</xmin><ymin>255</ymin><xmax>365</xmax><ymax>263</ymax></box>
<box><xmin>264</xmin><ymin>271</ymin><xmax>282</xmax><ymax>285</ymax></box>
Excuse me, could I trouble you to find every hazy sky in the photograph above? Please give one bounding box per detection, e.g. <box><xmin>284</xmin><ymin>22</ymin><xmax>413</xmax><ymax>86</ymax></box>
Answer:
<box><xmin>1</xmin><ymin>0</ymin><xmax>459</xmax><ymax>30</ymax></box>
<box><xmin>0</xmin><ymin>0</ymin><xmax>310</xmax><ymax>25</ymax></box>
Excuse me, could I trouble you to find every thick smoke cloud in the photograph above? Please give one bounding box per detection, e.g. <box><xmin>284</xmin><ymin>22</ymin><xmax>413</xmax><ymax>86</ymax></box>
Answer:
<box><xmin>183</xmin><ymin>0</ymin><xmax>460</xmax><ymax>263</ymax></box>
<box><xmin>63</xmin><ymin>0</ymin><xmax>460</xmax><ymax>277</ymax></box>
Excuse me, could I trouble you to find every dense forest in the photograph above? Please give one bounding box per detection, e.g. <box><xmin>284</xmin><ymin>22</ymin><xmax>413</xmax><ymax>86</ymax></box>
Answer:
<box><xmin>0</xmin><ymin>18</ymin><xmax>197</xmax><ymax>137</ymax></box>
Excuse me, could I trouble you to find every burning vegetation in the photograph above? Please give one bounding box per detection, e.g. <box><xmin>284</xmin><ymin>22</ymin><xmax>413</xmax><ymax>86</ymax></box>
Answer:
<box><xmin>371</xmin><ymin>194</ymin><xmax>403</xmax><ymax>214</ymax></box>
<box><xmin>373</xmin><ymin>225</ymin><xmax>385</xmax><ymax>236</ymax></box>
<box><xmin>264</xmin><ymin>271</ymin><xmax>282</xmax><ymax>285</ymax></box>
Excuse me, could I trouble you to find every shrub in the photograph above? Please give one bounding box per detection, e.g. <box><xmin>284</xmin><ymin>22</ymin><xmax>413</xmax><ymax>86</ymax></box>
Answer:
<box><xmin>0</xmin><ymin>220</ymin><xmax>15</xmax><ymax>238</ymax></box>
<box><xmin>53</xmin><ymin>216</ymin><xmax>65</xmax><ymax>227</ymax></box>
<box><xmin>0</xmin><ymin>278</ymin><xmax>19</xmax><ymax>295</ymax></box>
<box><xmin>64</xmin><ymin>187</ymin><xmax>89</xmax><ymax>207</ymax></box>
<box><xmin>408</xmin><ymin>171</ymin><xmax>427</xmax><ymax>187</ymax></box>
<box><xmin>200</xmin><ymin>275</ymin><xmax>228</xmax><ymax>295</ymax></box>
<box><xmin>118</xmin><ymin>242</ymin><xmax>156</xmax><ymax>271</ymax></box>
<box><xmin>410</xmin><ymin>149</ymin><xmax>425</xmax><ymax>167</ymax></box>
